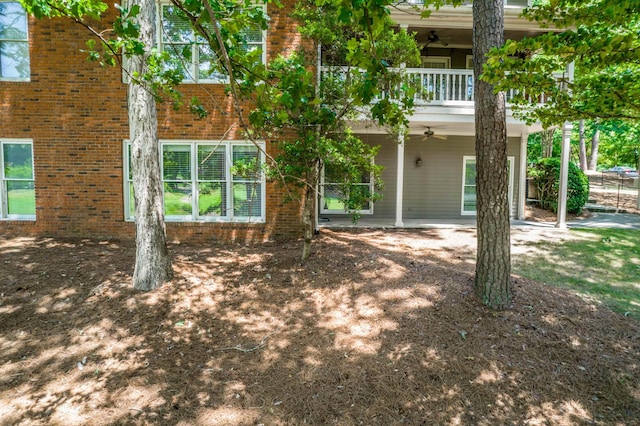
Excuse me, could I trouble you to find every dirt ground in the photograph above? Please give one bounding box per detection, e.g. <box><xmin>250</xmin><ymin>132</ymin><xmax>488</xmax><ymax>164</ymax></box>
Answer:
<box><xmin>1</xmin><ymin>221</ymin><xmax>639</xmax><ymax>424</ymax></box>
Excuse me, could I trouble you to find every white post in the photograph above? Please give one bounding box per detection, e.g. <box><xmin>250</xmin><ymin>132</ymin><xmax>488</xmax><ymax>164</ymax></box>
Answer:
<box><xmin>556</xmin><ymin>122</ymin><xmax>572</xmax><ymax>228</ymax></box>
<box><xmin>517</xmin><ymin>131</ymin><xmax>528</xmax><ymax>220</ymax></box>
<box><xmin>395</xmin><ymin>130</ymin><xmax>405</xmax><ymax>227</ymax></box>
<box><xmin>556</xmin><ymin>62</ymin><xmax>575</xmax><ymax>229</ymax></box>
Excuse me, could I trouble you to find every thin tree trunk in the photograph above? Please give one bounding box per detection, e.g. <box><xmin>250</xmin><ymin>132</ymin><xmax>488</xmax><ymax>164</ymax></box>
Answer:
<box><xmin>588</xmin><ymin>128</ymin><xmax>600</xmax><ymax>171</ymax></box>
<box><xmin>578</xmin><ymin>120</ymin><xmax>587</xmax><ymax>171</ymax></box>
<box><xmin>129</xmin><ymin>0</ymin><xmax>173</xmax><ymax>290</ymax></box>
<box><xmin>473</xmin><ymin>0</ymin><xmax>511</xmax><ymax>309</ymax></box>
<box><xmin>540</xmin><ymin>128</ymin><xmax>554</xmax><ymax>158</ymax></box>
<box><xmin>301</xmin><ymin>163</ymin><xmax>319</xmax><ymax>261</ymax></box>
<box><xmin>301</xmin><ymin>185</ymin><xmax>315</xmax><ymax>261</ymax></box>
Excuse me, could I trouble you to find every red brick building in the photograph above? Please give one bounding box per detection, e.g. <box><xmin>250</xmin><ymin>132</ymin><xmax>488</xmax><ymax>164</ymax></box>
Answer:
<box><xmin>1</xmin><ymin>0</ymin><xmax>303</xmax><ymax>243</ymax></box>
<box><xmin>2</xmin><ymin>0</ymin><xmax>552</xmax><ymax>242</ymax></box>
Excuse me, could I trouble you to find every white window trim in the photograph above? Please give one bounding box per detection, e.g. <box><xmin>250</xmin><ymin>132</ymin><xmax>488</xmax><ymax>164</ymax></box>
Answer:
<box><xmin>0</xmin><ymin>138</ymin><xmax>35</xmax><ymax>220</ymax></box>
<box><xmin>124</xmin><ymin>140</ymin><xmax>266</xmax><ymax>223</ymax></box>
<box><xmin>156</xmin><ymin>1</ymin><xmax>267</xmax><ymax>84</ymax></box>
<box><xmin>421</xmin><ymin>56</ymin><xmax>451</xmax><ymax>69</ymax></box>
<box><xmin>320</xmin><ymin>164</ymin><xmax>375</xmax><ymax>215</ymax></box>
<box><xmin>461</xmin><ymin>155</ymin><xmax>514</xmax><ymax>216</ymax></box>
<box><xmin>465</xmin><ymin>55</ymin><xmax>473</xmax><ymax>70</ymax></box>
<box><xmin>0</xmin><ymin>0</ymin><xmax>30</xmax><ymax>82</ymax></box>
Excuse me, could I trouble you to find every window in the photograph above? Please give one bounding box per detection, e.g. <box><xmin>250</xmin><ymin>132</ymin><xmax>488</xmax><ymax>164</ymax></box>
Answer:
<box><xmin>124</xmin><ymin>141</ymin><xmax>265</xmax><ymax>222</ymax></box>
<box><xmin>421</xmin><ymin>56</ymin><xmax>450</xmax><ymax>69</ymax></box>
<box><xmin>158</xmin><ymin>3</ymin><xmax>265</xmax><ymax>83</ymax></box>
<box><xmin>321</xmin><ymin>163</ymin><xmax>374</xmax><ymax>215</ymax></box>
<box><xmin>461</xmin><ymin>156</ymin><xmax>514</xmax><ymax>215</ymax></box>
<box><xmin>1</xmin><ymin>139</ymin><xmax>35</xmax><ymax>219</ymax></box>
<box><xmin>0</xmin><ymin>1</ymin><xmax>30</xmax><ymax>80</ymax></box>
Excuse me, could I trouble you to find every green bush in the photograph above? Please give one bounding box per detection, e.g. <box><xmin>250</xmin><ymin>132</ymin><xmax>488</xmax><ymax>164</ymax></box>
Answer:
<box><xmin>530</xmin><ymin>158</ymin><xmax>589</xmax><ymax>214</ymax></box>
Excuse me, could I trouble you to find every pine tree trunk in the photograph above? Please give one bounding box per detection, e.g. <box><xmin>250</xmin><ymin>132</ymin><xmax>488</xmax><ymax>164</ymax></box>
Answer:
<box><xmin>129</xmin><ymin>0</ymin><xmax>173</xmax><ymax>291</ymax></box>
<box><xmin>578</xmin><ymin>120</ymin><xmax>587</xmax><ymax>171</ymax></box>
<box><xmin>473</xmin><ymin>0</ymin><xmax>511</xmax><ymax>309</ymax></box>
<box><xmin>588</xmin><ymin>128</ymin><xmax>600</xmax><ymax>171</ymax></box>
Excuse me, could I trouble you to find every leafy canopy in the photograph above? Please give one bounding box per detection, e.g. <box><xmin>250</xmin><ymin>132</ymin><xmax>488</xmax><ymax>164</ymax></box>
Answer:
<box><xmin>484</xmin><ymin>0</ymin><xmax>640</xmax><ymax>127</ymax></box>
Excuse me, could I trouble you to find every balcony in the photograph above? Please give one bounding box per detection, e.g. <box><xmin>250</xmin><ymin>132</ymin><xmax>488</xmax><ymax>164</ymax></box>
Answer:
<box><xmin>402</xmin><ymin>0</ymin><xmax>531</xmax><ymax>6</ymax></box>
<box><xmin>321</xmin><ymin>66</ymin><xmax>548</xmax><ymax>107</ymax></box>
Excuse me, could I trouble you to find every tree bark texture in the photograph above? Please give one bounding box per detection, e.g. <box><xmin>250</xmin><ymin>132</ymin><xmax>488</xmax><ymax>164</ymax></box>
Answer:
<box><xmin>301</xmin><ymin>184</ymin><xmax>315</xmax><ymax>261</ymax></box>
<box><xmin>578</xmin><ymin>120</ymin><xmax>587</xmax><ymax>171</ymax></box>
<box><xmin>129</xmin><ymin>0</ymin><xmax>173</xmax><ymax>291</ymax></box>
<box><xmin>589</xmin><ymin>128</ymin><xmax>600</xmax><ymax>171</ymax></box>
<box><xmin>473</xmin><ymin>0</ymin><xmax>511</xmax><ymax>309</ymax></box>
<box><xmin>300</xmin><ymin>163</ymin><xmax>319</xmax><ymax>261</ymax></box>
<box><xmin>540</xmin><ymin>128</ymin><xmax>554</xmax><ymax>158</ymax></box>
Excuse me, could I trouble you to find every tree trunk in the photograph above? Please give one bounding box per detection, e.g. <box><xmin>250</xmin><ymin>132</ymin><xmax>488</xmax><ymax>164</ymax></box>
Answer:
<box><xmin>588</xmin><ymin>128</ymin><xmax>600</xmax><ymax>171</ymax></box>
<box><xmin>540</xmin><ymin>128</ymin><xmax>554</xmax><ymax>158</ymax></box>
<box><xmin>300</xmin><ymin>163</ymin><xmax>319</xmax><ymax>262</ymax></box>
<box><xmin>129</xmin><ymin>0</ymin><xmax>173</xmax><ymax>290</ymax></box>
<box><xmin>301</xmin><ymin>185</ymin><xmax>315</xmax><ymax>261</ymax></box>
<box><xmin>473</xmin><ymin>0</ymin><xmax>511</xmax><ymax>309</ymax></box>
<box><xmin>578</xmin><ymin>120</ymin><xmax>587</xmax><ymax>171</ymax></box>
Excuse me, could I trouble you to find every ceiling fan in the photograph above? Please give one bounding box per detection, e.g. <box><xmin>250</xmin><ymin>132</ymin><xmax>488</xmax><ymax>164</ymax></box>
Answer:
<box><xmin>422</xmin><ymin>126</ymin><xmax>448</xmax><ymax>141</ymax></box>
<box><xmin>427</xmin><ymin>30</ymin><xmax>449</xmax><ymax>47</ymax></box>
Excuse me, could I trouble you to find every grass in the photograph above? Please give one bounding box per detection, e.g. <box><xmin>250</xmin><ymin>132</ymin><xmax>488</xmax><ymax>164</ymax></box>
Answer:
<box><xmin>7</xmin><ymin>189</ymin><xmax>35</xmax><ymax>216</ymax></box>
<box><xmin>163</xmin><ymin>186</ymin><xmax>255</xmax><ymax>216</ymax></box>
<box><xmin>513</xmin><ymin>228</ymin><xmax>640</xmax><ymax>320</ymax></box>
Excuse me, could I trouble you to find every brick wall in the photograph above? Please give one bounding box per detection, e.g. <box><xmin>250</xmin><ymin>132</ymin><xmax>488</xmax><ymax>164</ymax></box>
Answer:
<box><xmin>0</xmin><ymin>0</ymin><xmax>306</xmax><ymax>243</ymax></box>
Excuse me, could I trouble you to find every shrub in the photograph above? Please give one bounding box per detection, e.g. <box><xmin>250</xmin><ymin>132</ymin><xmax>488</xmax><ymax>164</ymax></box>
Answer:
<box><xmin>530</xmin><ymin>158</ymin><xmax>589</xmax><ymax>214</ymax></box>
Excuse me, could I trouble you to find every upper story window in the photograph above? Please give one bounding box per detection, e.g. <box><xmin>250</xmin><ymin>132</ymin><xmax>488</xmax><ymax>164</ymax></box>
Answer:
<box><xmin>0</xmin><ymin>1</ymin><xmax>30</xmax><ymax>81</ymax></box>
<box><xmin>1</xmin><ymin>139</ymin><xmax>35</xmax><ymax>220</ymax></box>
<box><xmin>159</xmin><ymin>3</ymin><xmax>265</xmax><ymax>83</ymax></box>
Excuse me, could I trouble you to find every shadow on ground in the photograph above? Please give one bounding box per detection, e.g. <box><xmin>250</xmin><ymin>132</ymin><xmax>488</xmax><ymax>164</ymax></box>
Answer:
<box><xmin>0</xmin><ymin>230</ymin><xmax>638</xmax><ymax>425</ymax></box>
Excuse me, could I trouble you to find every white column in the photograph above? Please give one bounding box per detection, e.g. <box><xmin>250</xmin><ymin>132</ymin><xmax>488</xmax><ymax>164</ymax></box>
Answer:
<box><xmin>517</xmin><ymin>131</ymin><xmax>528</xmax><ymax>220</ymax></box>
<box><xmin>395</xmin><ymin>131</ymin><xmax>405</xmax><ymax>227</ymax></box>
<box><xmin>556</xmin><ymin>62</ymin><xmax>575</xmax><ymax>229</ymax></box>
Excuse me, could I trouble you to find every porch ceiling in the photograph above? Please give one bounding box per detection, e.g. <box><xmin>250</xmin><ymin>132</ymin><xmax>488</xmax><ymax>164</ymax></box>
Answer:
<box><xmin>391</xmin><ymin>6</ymin><xmax>561</xmax><ymax>33</ymax></box>
<box><xmin>409</xmin><ymin>27</ymin><xmax>547</xmax><ymax>50</ymax></box>
<box><xmin>348</xmin><ymin>117</ymin><xmax>541</xmax><ymax>138</ymax></box>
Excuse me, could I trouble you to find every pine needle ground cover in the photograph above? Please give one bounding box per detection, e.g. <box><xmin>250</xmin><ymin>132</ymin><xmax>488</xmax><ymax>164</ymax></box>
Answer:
<box><xmin>1</xmin><ymin>229</ymin><xmax>638</xmax><ymax>425</ymax></box>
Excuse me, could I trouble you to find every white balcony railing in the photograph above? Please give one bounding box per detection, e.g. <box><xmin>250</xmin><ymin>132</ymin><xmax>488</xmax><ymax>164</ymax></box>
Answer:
<box><xmin>321</xmin><ymin>66</ymin><xmax>548</xmax><ymax>106</ymax></box>
<box><xmin>403</xmin><ymin>0</ymin><xmax>530</xmax><ymax>6</ymax></box>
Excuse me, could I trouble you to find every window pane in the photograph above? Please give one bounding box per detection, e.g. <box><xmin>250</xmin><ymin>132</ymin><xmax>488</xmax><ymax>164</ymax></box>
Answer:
<box><xmin>323</xmin><ymin>184</ymin><xmax>346</xmax><ymax>211</ymax></box>
<box><xmin>129</xmin><ymin>182</ymin><xmax>135</xmax><ymax>218</ymax></box>
<box><xmin>6</xmin><ymin>180</ymin><xmax>35</xmax><ymax>215</ymax></box>
<box><xmin>163</xmin><ymin>44</ymin><xmax>191</xmax><ymax>80</ymax></box>
<box><xmin>233</xmin><ymin>181</ymin><xmax>261</xmax><ymax>217</ymax></box>
<box><xmin>463</xmin><ymin>186</ymin><xmax>476</xmax><ymax>211</ymax></box>
<box><xmin>127</xmin><ymin>144</ymin><xmax>133</xmax><ymax>180</ymax></box>
<box><xmin>198</xmin><ymin>44</ymin><xmax>225</xmax><ymax>81</ymax></box>
<box><xmin>163</xmin><ymin>145</ymin><xmax>191</xmax><ymax>181</ymax></box>
<box><xmin>242</xmin><ymin>27</ymin><xmax>263</xmax><ymax>43</ymax></box>
<box><xmin>232</xmin><ymin>145</ymin><xmax>260</xmax><ymax>181</ymax></box>
<box><xmin>0</xmin><ymin>2</ymin><xmax>29</xmax><ymax>79</ymax></box>
<box><xmin>0</xmin><ymin>2</ymin><xmax>27</xmax><ymax>39</ymax></box>
<box><xmin>161</xmin><ymin>5</ymin><xmax>192</xmax><ymax>43</ymax></box>
<box><xmin>198</xmin><ymin>182</ymin><xmax>226</xmax><ymax>217</ymax></box>
<box><xmin>3</xmin><ymin>143</ymin><xmax>33</xmax><ymax>178</ymax></box>
<box><xmin>164</xmin><ymin>182</ymin><xmax>192</xmax><ymax>215</ymax></box>
<box><xmin>464</xmin><ymin>159</ymin><xmax>476</xmax><ymax>185</ymax></box>
<box><xmin>197</xmin><ymin>145</ymin><xmax>225</xmax><ymax>180</ymax></box>
<box><xmin>0</xmin><ymin>40</ymin><xmax>29</xmax><ymax>78</ymax></box>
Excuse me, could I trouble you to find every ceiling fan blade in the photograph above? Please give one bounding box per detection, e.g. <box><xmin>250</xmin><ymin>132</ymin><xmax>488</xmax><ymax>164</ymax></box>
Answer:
<box><xmin>434</xmin><ymin>134</ymin><xmax>448</xmax><ymax>140</ymax></box>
